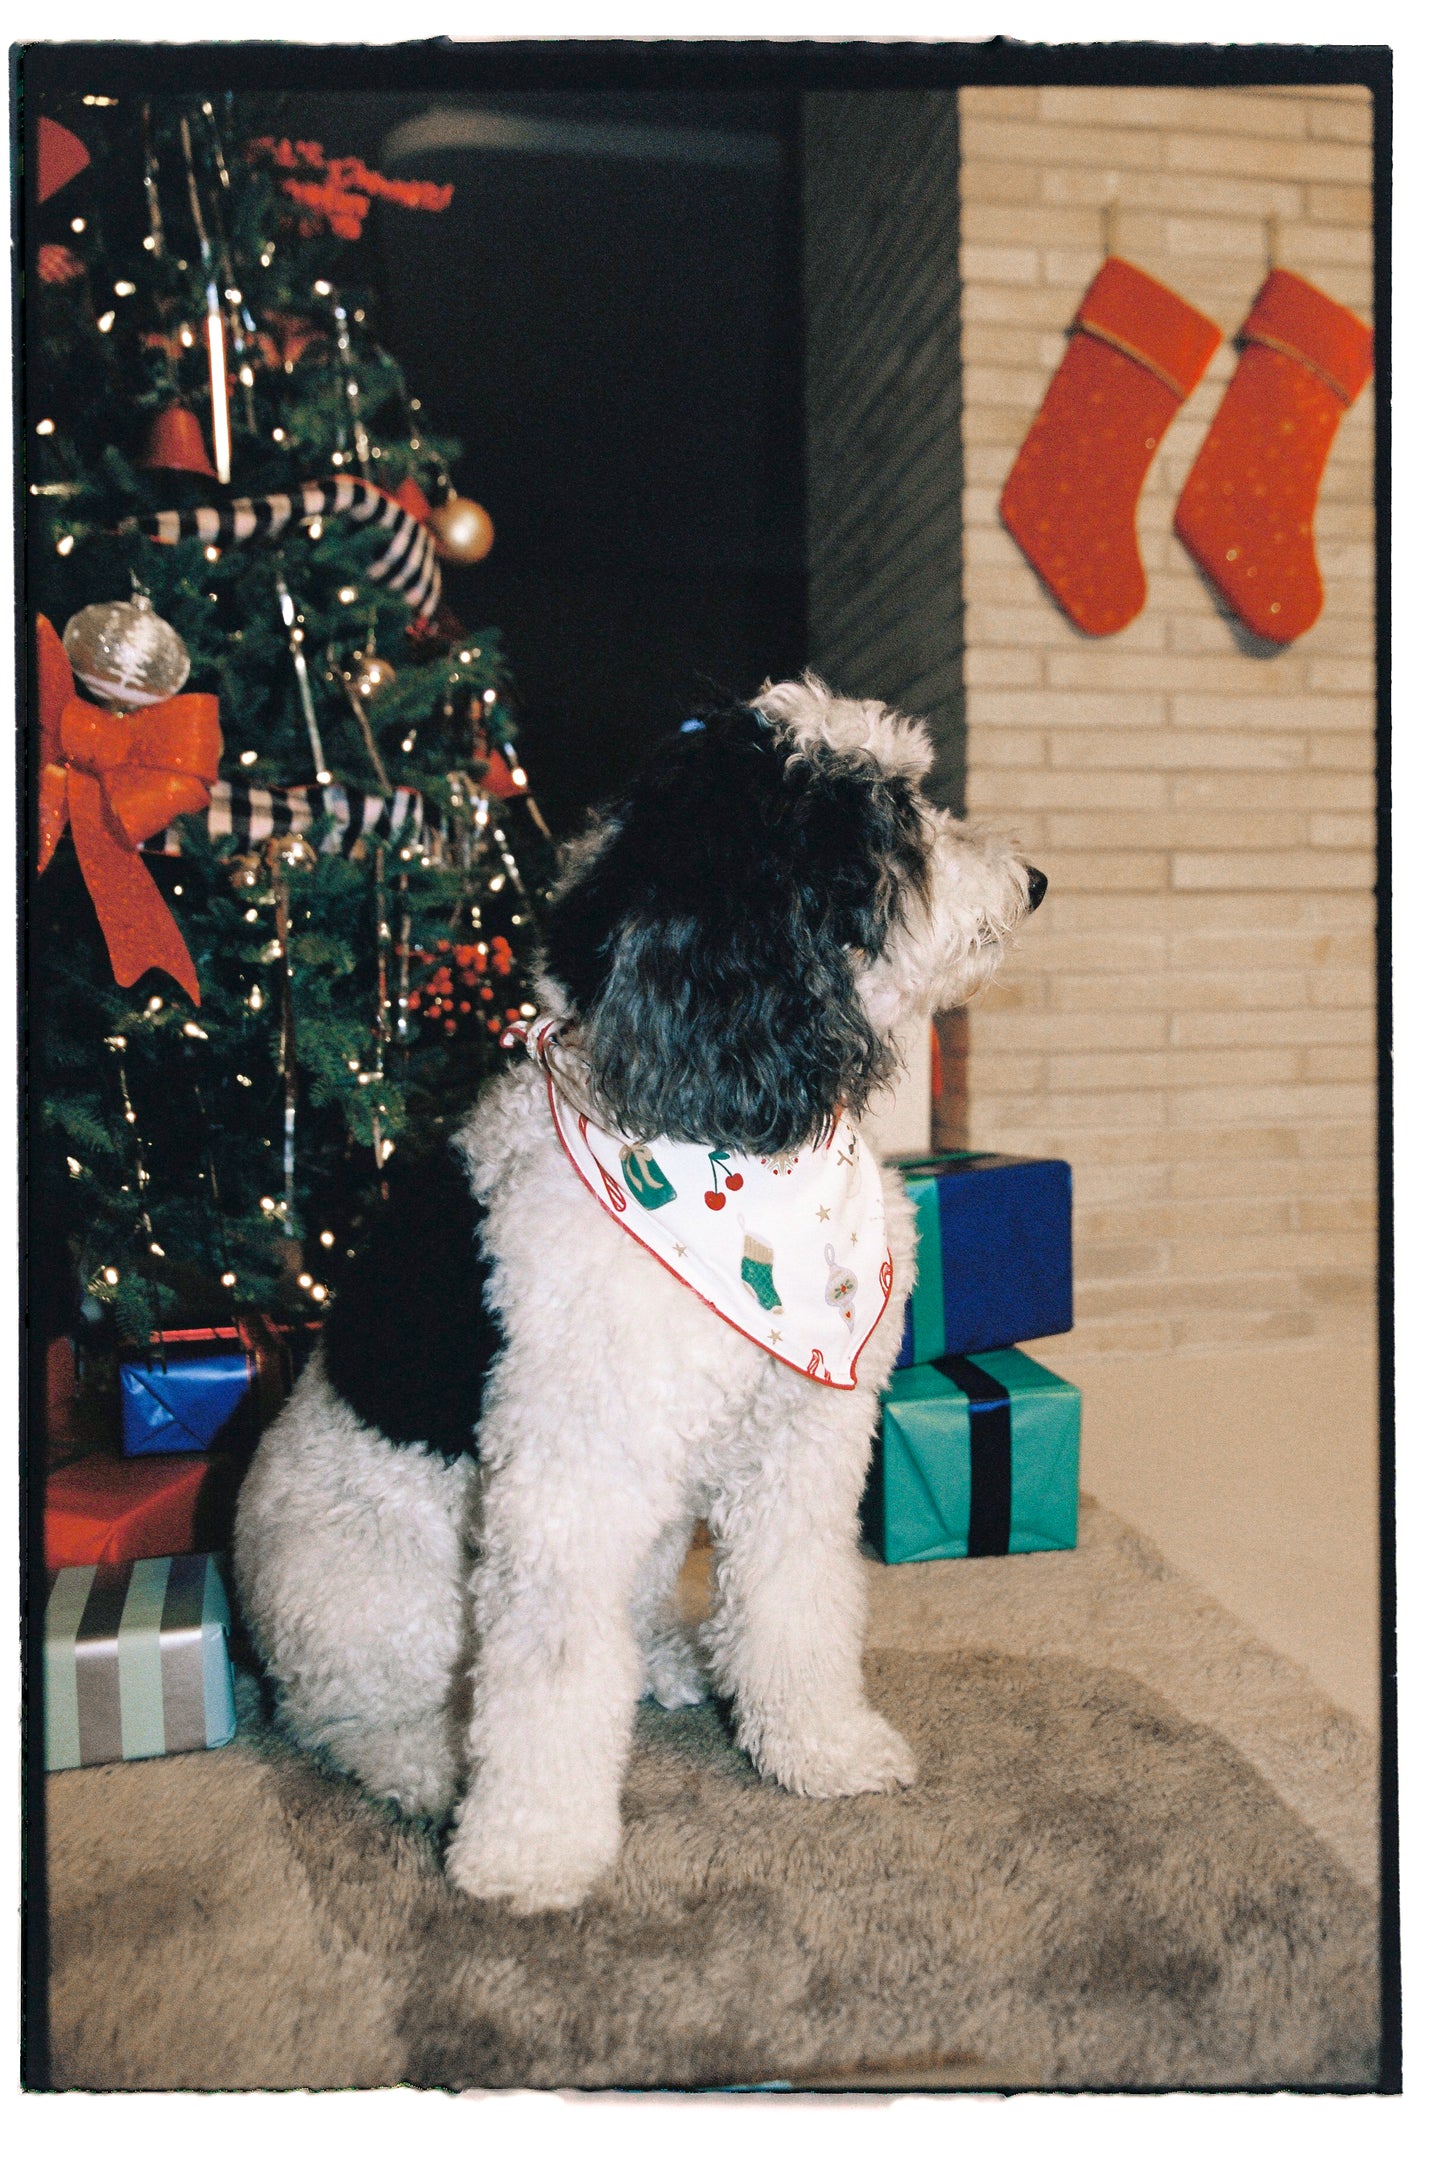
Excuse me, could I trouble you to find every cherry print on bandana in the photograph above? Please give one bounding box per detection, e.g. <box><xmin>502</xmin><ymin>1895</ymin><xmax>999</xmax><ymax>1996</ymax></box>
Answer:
<box><xmin>517</xmin><ymin>1019</ymin><xmax>892</xmax><ymax>1389</ymax></box>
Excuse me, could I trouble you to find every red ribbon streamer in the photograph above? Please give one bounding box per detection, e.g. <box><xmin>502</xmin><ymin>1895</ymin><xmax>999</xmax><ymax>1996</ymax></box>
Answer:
<box><xmin>36</xmin><ymin>616</ymin><xmax>222</xmax><ymax>1004</ymax></box>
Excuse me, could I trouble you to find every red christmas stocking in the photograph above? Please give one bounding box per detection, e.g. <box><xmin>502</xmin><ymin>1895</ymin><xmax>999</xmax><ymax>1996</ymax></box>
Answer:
<box><xmin>1000</xmin><ymin>257</ymin><xmax>1222</xmax><ymax>636</ymax></box>
<box><xmin>1173</xmin><ymin>269</ymin><xmax>1374</xmax><ymax>643</ymax></box>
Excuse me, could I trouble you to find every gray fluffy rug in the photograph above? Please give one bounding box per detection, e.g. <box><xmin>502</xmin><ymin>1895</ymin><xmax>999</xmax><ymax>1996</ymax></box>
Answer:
<box><xmin>46</xmin><ymin>1499</ymin><xmax>1379</xmax><ymax>2091</ymax></box>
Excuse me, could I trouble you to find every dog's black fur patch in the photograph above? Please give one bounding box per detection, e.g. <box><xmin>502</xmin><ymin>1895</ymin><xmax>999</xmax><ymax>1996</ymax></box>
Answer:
<box><xmin>543</xmin><ymin>698</ymin><xmax>929</xmax><ymax>1155</ymax></box>
<box><xmin>323</xmin><ymin>1141</ymin><xmax>497</xmax><ymax>1461</ymax></box>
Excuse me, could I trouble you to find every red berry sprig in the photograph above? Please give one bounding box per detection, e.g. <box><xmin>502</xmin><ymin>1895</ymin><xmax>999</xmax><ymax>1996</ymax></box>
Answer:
<box><xmin>404</xmin><ymin>936</ymin><xmax>521</xmax><ymax>1039</ymax></box>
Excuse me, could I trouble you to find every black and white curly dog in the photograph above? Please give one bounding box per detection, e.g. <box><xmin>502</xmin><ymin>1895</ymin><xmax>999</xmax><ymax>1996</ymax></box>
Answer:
<box><xmin>235</xmin><ymin>675</ymin><xmax>1045</xmax><ymax>1910</ymax></box>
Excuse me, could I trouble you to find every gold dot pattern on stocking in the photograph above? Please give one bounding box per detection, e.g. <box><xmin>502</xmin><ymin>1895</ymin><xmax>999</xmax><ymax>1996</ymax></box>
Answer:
<box><xmin>1000</xmin><ymin>338</ymin><xmax>1184</xmax><ymax>637</ymax></box>
<box><xmin>1174</xmin><ymin>270</ymin><xmax>1373</xmax><ymax>645</ymax></box>
<box><xmin>1175</xmin><ymin>350</ymin><xmax>1347</xmax><ymax>642</ymax></box>
<box><xmin>999</xmin><ymin>258</ymin><xmax>1222</xmax><ymax>637</ymax></box>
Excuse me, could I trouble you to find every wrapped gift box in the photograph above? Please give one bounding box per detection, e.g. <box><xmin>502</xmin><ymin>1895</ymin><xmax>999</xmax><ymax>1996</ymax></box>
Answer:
<box><xmin>43</xmin><ymin>1335</ymin><xmax>118</xmax><ymax>1466</ymax></box>
<box><xmin>46</xmin><ymin>1335</ymin><xmax>78</xmax><ymax>1451</ymax></box>
<box><xmin>45</xmin><ymin>1450</ymin><xmax>238</xmax><ymax>1570</ymax></box>
<box><xmin>44</xmin><ymin>1552</ymin><xmax>236</xmax><ymax>1770</ymax></box>
<box><xmin>281</xmin><ymin>1317</ymin><xmax>325</xmax><ymax>1380</ymax></box>
<box><xmin>894</xmin><ymin>1151</ymin><xmax>1072</xmax><ymax>1367</ymax></box>
<box><xmin>119</xmin><ymin>1319</ymin><xmax>287</xmax><ymax>1457</ymax></box>
<box><xmin>861</xmin><ymin>1346</ymin><xmax>1080</xmax><ymax>1565</ymax></box>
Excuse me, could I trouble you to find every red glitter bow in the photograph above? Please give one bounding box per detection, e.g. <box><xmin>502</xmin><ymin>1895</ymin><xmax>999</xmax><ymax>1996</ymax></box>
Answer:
<box><xmin>36</xmin><ymin>616</ymin><xmax>222</xmax><ymax>1003</ymax></box>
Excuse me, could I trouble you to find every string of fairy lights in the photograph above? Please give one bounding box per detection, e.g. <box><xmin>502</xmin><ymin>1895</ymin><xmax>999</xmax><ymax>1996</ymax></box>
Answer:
<box><xmin>41</xmin><ymin>92</ymin><xmax>555</xmax><ymax>1323</ymax></box>
<box><xmin>77</xmin><ymin>827</ymin><xmax>543</xmax><ymax>1314</ymax></box>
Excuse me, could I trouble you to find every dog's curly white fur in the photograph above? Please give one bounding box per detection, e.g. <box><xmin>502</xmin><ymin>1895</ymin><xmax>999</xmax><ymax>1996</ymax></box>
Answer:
<box><xmin>234</xmin><ymin>676</ymin><xmax>1041</xmax><ymax>1911</ymax></box>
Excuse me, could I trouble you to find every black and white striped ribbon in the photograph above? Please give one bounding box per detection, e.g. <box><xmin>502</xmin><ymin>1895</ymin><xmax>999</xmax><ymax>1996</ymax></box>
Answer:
<box><xmin>132</xmin><ymin>477</ymin><xmax>443</xmax><ymax>618</ymax></box>
<box><xmin>157</xmin><ymin>779</ymin><xmax>444</xmax><ymax>857</ymax></box>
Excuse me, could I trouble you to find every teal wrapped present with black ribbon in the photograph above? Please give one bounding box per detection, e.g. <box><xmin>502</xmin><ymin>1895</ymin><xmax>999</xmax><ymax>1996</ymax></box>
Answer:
<box><xmin>44</xmin><ymin>1552</ymin><xmax>237</xmax><ymax>1770</ymax></box>
<box><xmin>896</xmin><ymin>1152</ymin><xmax>1072</xmax><ymax>1367</ymax></box>
<box><xmin>861</xmin><ymin>1347</ymin><xmax>1080</xmax><ymax>1565</ymax></box>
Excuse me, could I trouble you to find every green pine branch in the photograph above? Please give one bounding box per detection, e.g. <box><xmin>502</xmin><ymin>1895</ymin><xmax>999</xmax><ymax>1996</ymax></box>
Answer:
<box><xmin>30</xmin><ymin>89</ymin><xmax>555</xmax><ymax>1340</ymax></box>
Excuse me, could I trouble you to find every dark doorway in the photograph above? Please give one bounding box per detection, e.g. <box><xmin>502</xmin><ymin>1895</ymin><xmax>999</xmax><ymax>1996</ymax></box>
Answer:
<box><xmin>294</xmin><ymin>88</ymin><xmax>808</xmax><ymax>833</ymax></box>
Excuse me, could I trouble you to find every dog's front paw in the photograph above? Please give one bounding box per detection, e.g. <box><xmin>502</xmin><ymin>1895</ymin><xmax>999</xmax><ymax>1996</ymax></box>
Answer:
<box><xmin>639</xmin><ymin>1626</ymin><xmax>708</xmax><ymax>1710</ymax></box>
<box><xmin>446</xmin><ymin>1796</ymin><xmax>619</xmax><ymax>1911</ymax></box>
<box><xmin>759</xmin><ymin>1711</ymin><xmax>918</xmax><ymax>1800</ymax></box>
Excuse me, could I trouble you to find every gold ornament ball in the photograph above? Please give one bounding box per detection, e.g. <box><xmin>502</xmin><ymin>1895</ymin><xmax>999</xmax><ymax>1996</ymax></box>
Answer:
<box><xmin>350</xmin><ymin>653</ymin><xmax>396</xmax><ymax>698</ymax></box>
<box><xmin>264</xmin><ymin>833</ymin><xmax>318</xmax><ymax>876</ymax></box>
<box><xmin>430</xmin><ymin>494</ymin><xmax>495</xmax><ymax>564</ymax></box>
<box><xmin>229</xmin><ymin>851</ymin><xmax>267</xmax><ymax>893</ymax></box>
<box><xmin>62</xmin><ymin>594</ymin><xmax>191</xmax><ymax>709</ymax></box>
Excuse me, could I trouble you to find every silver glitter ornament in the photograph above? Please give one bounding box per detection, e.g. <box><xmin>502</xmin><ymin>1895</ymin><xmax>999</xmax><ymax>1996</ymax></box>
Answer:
<box><xmin>62</xmin><ymin>594</ymin><xmax>191</xmax><ymax>710</ymax></box>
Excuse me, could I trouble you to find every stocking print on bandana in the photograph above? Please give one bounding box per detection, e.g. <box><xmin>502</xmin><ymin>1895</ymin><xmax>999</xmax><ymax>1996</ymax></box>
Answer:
<box><xmin>523</xmin><ymin>1021</ymin><xmax>894</xmax><ymax>1388</ymax></box>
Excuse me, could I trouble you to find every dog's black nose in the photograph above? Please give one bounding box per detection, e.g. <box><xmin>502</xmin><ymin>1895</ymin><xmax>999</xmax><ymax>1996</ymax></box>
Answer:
<box><xmin>1026</xmin><ymin>865</ymin><xmax>1048</xmax><ymax>912</ymax></box>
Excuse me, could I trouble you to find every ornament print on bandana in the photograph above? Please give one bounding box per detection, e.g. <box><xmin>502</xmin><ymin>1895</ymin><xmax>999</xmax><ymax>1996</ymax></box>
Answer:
<box><xmin>823</xmin><ymin>1244</ymin><xmax>860</xmax><ymax>1333</ymax></box>
<box><xmin>520</xmin><ymin>1019</ymin><xmax>892</xmax><ymax>1388</ymax></box>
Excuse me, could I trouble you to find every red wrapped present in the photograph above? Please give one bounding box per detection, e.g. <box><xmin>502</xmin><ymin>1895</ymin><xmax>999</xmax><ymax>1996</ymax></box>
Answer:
<box><xmin>283</xmin><ymin>1318</ymin><xmax>325</xmax><ymax>1379</ymax></box>
<box><xmin>44</xmin><ymin>1335</ymin><xmax>121</xmax><ymax>1467</ymax></box>
<box><xmin>46</xmin><ymin>1336</ymin><xmax>78</xmax><ymax>1450</ymax></box>
<box><xmin>44</xmin><ymin>1451</ymin><xmax>238</xmax><ymax>1570</ymax></box>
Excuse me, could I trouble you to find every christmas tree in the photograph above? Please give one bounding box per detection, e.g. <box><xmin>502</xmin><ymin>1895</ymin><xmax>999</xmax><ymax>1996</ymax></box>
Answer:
<box><xmin>28</xmin><ymin>92</ymin><xmax>556</xmax><ymax>1346</ymax></box>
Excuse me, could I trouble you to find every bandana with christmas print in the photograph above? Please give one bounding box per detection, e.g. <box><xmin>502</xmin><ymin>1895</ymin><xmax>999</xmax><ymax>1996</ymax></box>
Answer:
<box><xmin>519</xmin><ymin>1019</ymin><xmax>894</xmax><ymax>1388</ymax></box>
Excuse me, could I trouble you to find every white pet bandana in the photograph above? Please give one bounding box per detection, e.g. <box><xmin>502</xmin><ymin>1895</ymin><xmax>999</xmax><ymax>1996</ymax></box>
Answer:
<box><xmin>517</xmin><ymin>1019</ymin><xmax>894</xmax><ymax>1389</ymax></box>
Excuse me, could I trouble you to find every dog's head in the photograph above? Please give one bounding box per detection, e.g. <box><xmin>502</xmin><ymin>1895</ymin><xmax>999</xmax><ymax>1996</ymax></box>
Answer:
<box><xmin>540</xmin><ymin>673</ymin><xmax>1043</xmax><ymax>1153</ymax></box>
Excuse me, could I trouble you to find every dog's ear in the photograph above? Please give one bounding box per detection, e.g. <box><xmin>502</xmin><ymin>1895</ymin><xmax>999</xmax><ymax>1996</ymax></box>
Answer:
<box><xmin>542</xmin><ymin>700</ymin><xmax>928</xmax><ymax>1153</ymax></box>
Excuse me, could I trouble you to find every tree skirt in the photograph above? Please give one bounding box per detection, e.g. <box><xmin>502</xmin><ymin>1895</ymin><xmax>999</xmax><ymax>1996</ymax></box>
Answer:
<box><xmin>46</xmin><ymin>1500</ymin><xmax>1379</xmax><ymax>2092</ymax></box>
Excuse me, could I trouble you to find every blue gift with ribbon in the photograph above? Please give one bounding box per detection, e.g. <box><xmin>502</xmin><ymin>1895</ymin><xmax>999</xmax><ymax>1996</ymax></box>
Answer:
<box><xmin>895</xmin><ymin>1151</ymin><xmax>1072</xmax><ymax>1367</ymax></box>
<box><xmin>862</xmin><ymin>1346</ymin><xmax>1080</xmax><ymax>1565</ymax></box>
<box><xmin>119</xmin><ymin>1323</ymin><xmax>286</xmax><ymax>1457</ymax></box>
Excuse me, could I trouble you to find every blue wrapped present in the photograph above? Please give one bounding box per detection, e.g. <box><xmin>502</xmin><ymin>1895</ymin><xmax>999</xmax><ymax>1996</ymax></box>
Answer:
<box><xmin>861</xmin><ymin>1347</ymin><xmax>1080</xmax><ymax>1565</ymax></box>
<box><xmin>119</xmin><ymin>1322</ymin><xmax>286</xmax><ymax>1456</ymax></box>
<box><xmin>895</xmin><ymin>1151</ymin><xmax>1072</xmax><ymax>1366</ymax></box>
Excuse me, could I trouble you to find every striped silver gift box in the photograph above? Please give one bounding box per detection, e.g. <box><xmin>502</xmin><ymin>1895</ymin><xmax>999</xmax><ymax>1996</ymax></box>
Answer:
<box><xmin>44</xmin><ymin>1553</ymin><xmax>236</xmax><ymax>1771</ymax></box>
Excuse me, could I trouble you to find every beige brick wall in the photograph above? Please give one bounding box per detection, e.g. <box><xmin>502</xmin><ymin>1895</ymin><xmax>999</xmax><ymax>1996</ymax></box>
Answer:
<box><xmin>956</xmin><ymin>83</ymin><xmax>1377</xmax><ymax>1359</ymax></box>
